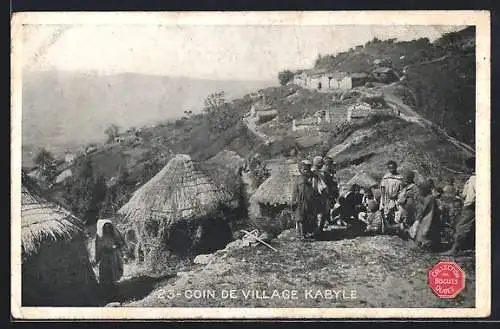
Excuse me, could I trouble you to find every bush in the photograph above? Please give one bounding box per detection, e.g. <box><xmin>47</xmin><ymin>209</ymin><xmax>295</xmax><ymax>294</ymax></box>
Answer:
<box><xmin>278</xmin><ymin>70</ymin><xmax>294</xmax><ymax>86</ymax></box>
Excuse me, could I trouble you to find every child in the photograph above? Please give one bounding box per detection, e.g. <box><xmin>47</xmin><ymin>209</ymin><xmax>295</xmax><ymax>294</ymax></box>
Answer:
<box><xmin>359</xmin><ymin>200</ymin><xmax>383</xmax><ymax>234</ymax></box>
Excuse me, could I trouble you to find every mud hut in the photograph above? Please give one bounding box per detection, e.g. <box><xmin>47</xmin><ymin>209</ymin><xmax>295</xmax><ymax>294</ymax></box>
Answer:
<box><xmin>250</xmin><ymin>160</ymin><xmax>300</xmax><ymax>218</ymax></box>
<box><xmin>21</xmin><ymin>173</ymin><xmax>98</xmax><ymax>306</ymax></box>
<box><xmin>117</xmin><ymin>154</ymin><xmax>244</xmax><ymax>262</ymax></box>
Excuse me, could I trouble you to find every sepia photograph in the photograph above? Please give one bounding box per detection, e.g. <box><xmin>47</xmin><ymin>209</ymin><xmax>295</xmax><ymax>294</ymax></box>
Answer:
<box><xmin>11</xmin><ymin>11</ymin><xmax>490</xmax><ymax>319</ymax></box>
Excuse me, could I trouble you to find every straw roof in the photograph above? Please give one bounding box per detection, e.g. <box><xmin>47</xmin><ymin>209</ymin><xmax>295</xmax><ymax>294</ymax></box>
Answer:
<box><xmin>251</xmin><ymin>161</ymin><xmax>300</xmax><ymax>206</ymax></box>
<box><xmin>118</xmin><ymin>154</ymin><xmax>240</xmax><ymax>226</ymax></box>
<box><xmin>346</xmin><ymin>172</ymin><xmax>379</xmax><ymax>189</ymax></box>
<box><xmin>21</xmin><ymin>174</ymin><xmax>84</xmax><ymax>258</ymax></box>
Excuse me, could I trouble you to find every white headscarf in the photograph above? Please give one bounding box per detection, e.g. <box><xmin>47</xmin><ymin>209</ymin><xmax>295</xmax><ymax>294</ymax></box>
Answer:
<box><xmin>96</xmin><ymin>218</ymin><xmax>114</xmax><ymax>238</ymax></box>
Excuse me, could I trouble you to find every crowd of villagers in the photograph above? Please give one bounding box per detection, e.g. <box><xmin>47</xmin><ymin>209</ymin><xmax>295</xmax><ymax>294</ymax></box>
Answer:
<box><xmin>90</xmin><ymin>154</ymin><xmax>476</xmax><ymax>303</ymax></box>
<box><xmin>291</xmin><ymin>155</ymin><xmax>476</xmax><ymax>256</ymax></box>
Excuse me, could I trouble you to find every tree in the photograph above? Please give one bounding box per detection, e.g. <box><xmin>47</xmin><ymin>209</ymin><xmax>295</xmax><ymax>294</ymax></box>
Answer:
<box><xmin>86</xmin><ymin>175</ymin><xmax>107</xmax><ymax>225</ymax></box>
<box><xmin>34</xmin><ymin>148</ymin><xmax>55</xmax><ymax>171</ymax></box>
<box><xmin>104</xmin><ymin>124</ymin><xmax>120</xmax><ymax>143</ymax></box>
<box><xmin>204</xmin><ymin>91</ymin><xmax>226</xmax><ymax>110</ymax></box>
<box><xmin>63</xmin><ymin>158</ymin><xmax>107</xmax><ymax>225</ymax></box>
<box><xmin>33</xmin><ymin>148</ymin><xmax>58</xmax><ymax>184</ymax></box>
<box><xmin>278</xmin><ymin>70</ymin><xmax>294</xmax><ymax>86</ymax></box>
<box><xmin>203</xmin><ymin>92</ymin><xmax>234</xmax><ymax>135</ymax></box>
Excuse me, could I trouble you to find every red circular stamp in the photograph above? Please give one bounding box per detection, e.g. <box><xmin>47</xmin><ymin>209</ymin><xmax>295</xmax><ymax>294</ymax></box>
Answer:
<box><xmin>428</xmin><ymin>260</ymin><xmax>466</xmax><ymax>298</ymax></box>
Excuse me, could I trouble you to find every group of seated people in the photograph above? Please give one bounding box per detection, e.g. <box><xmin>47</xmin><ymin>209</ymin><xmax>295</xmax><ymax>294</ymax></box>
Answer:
<box><xmin>293</xmin><ymin>155</ymin><xmax>476</xmax><ymax>255</ymax></box>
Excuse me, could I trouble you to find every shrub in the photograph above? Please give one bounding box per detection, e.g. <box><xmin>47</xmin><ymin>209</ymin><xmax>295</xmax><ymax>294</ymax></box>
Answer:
<box><xmin>278</xmin><ymin>70</ymin><xmax>294</xmax><ymax>86</ymax></box>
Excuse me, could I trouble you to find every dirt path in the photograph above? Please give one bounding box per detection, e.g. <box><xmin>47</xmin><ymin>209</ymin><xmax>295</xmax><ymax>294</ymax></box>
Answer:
<box><xmin>242</xmin><ymin>115</ymin><xmax>274</xmax><ymax>145</ymax></box>
<box><xmin>124</xmin><ymin>230</ymin><xmax>475</xmax><ymax>308</ymax></box>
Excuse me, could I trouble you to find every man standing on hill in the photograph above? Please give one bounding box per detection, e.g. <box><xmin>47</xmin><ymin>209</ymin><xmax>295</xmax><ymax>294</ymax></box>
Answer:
<box><xmin>292</xmin><ymin>160</ymin><xmax>318</xmax><ymax>241</ymax></box>
<box><xmin>379</xmin><ymin>160</ymin><xmax>404</xmax><ymax>224</ymax></box>
<box><xmin>441</xmin><ymin>157</ymin><xmax>476</xmax><ymax>255</ymax></box>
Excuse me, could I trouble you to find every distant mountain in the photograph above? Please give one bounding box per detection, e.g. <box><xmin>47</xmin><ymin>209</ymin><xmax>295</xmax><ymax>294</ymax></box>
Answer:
<box><xmin>21</xmin><ymin>71</ymin><xmax>275</xmax><ymax>166</ymax></box>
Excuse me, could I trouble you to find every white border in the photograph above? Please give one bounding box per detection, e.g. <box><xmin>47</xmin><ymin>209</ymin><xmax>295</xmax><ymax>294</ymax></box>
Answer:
<box><xmin>11</xmin><ymin>10</ymin><xmax>491</xmax><ymax>319</ymax></box>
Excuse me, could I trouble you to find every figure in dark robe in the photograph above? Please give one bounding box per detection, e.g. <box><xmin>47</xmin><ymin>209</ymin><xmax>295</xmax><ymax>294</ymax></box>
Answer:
<box><xmin>292</xmin><ymin>160</ymin><xmax>319</xmax><ymax>240</ymax></box>
<box><xmin>410</xmin><ymin>180</ymin><xmax>442</xmax><ymax>251</ymax></box>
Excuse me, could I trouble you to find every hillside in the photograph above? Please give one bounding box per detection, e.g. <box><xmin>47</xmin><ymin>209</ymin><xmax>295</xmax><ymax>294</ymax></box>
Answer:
<box><xmin>22</xmin><ymin>71</ymin><xmax>274</xmax><ymax>166</ymax></box>
<box><xmin>124</xmin><ymin>230</ymin><xmax>475</xmax><ymax>308</ymax></box>
<box><xmin>310</xmin><ymin>26</ymin><xmax>475</xmax><ymax>147</ymax></box>
<box><xmin>314</xmin><ymin>27</ymin><xmax>474</xmax><ymax>74</ymax></box>
<box><xmin>404</xmin><ymin>53</ymin><xmax>475</xmax><ymax>146</ymax></box>
<box><xmin>44</xmin><ymin>76</ymin><xmax>473</xmax><ymax>225</ymax></box>
<box><xmin>18</xmin><ymin>25</ymin><xmax>480</xmax><ymax>311</ymax></box>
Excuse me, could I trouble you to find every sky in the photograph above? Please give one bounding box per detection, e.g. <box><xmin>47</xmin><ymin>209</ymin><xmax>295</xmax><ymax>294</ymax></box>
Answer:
<box><xmin>23</xmin><ymin>24</ymin><xmax>466</xmax><ymax>81</ymax></box>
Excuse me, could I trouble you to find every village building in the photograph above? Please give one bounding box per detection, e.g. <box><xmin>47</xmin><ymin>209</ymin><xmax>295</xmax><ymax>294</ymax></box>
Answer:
<box><xmin>55</xmin><ymin>168</ymin><xmax>73</xmax><ymax>184</ymax></box>
<box><xmin>371</xmin><ymin>67</ymin><xmax>401</xmax><ymax>84</ymax></box>
<box><xmin>292</xmin><ymin>116</ymin><xmax>319</xmax><ymax>132</ymax></box>
<box><xmin>346</xmin><ymin>102</ymin><xmax>374</xmax><ymax>123</ymax></box>
<box><xmin>113</xmin><ymin>134</ymin><xmax>142</xmax><ymax>145</ymax></box>
<box><xmin>292</xmin><ymin>69</ymin><xmax>355</xmax><ymax>91</ymax></box>
<box><xmin>64</xmin><ymin>152</ymin><xmax>77</xmax><ymax>164</ymax></box>
<box><xmin>373</xmin><ymin>58</ymin><xmax>392</xmax><ymax>67</ymax></box>
<box><xmin>21</xmin><ymin>172</ymin><xmax>98</xmax><ymax>306</ymax></box>
<box><xmin>27</xmin><ymin>167</ymin><xmax>43</xmax><ymax>181</ymax></box>
<box><xmin>117</xmin><ymin>154</ymin><xmax>244</xmax><ymax>262</ymax></box>
<box><xmin>347</xmin><ymin>100</ymin><xmax>397</xmax><ymax>123</ymax></box>
<box><xmin>350</xmin><ymin>72</ymin><xmax>371</xmax><ymax>88</ymax></box>
<box><xmin>250</xmin><ymin>160</ymin><xmax>300</xmax><ymax>219</ymax></box>
<box><xmin>85</xmin><ymin>144</ymin><xmax>98</xmax><ymax>155</ymax></box>
<box><xmin>248</xmin><ymin>99</ymin><xmax>278</xmax><ymax>124</ymax></box>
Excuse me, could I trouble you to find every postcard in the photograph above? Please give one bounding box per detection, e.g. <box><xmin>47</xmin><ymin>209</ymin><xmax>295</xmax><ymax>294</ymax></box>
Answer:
<box><xmin>11</xmin><ymin>10</ymin><xmax>491</xmax><ymax>319</ymax></box>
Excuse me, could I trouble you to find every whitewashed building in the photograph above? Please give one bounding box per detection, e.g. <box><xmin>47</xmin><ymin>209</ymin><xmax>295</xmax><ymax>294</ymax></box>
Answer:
<box><xmin>292</xmin><ymin>69</ymin><xmax>353</xmax><ymax>91</ymax></box>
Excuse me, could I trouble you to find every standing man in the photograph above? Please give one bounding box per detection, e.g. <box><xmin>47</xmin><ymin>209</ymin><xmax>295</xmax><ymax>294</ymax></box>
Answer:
<box><xmin>316</xmin><ymin>156</ymin><xmax>340</xmax><ymax>234</ymax></box>
<box><xmin>395</xmin><ymin>170</ymin><xmax>420</xmax><ymax>231</ymax></box>
<box><xmin>441</xmin><ymin>157</ymin><xmax>476</xmax><ymax>255</ymax></box>
<box><xmin>379</xmin><ymin>160</ymin><xmax>404</xmax><ymax>226</ymax></box>
<box><xmin>292</xmin><ymin>160</ymin><xmax>317</xmax><ymax>241</ymax></box>
<box><xmin>311</xmin><ymin>156</ymin><xmax>328</xmax><ymax>234</ymax></box>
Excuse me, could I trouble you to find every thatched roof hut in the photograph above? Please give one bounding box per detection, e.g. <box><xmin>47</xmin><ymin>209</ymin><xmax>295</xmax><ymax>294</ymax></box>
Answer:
<box><xmin>117</xmin><ymin>154</ymin><xmax>244</xmax><ymax>258</ymax></box>
<box><xmin>250</xmin><ymin>161</ymin><xmax>299</xmax><ymax>216</ymax></box>
<box><xmin>21</xmin><ymin>173</ymin><xmax>98</xmax><ymax>306</ymax></box>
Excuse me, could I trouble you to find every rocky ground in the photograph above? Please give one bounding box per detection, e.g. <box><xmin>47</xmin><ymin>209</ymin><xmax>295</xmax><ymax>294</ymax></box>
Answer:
<box><xmin>123</xmin><ymin>229</ymin><xmax>475</xmax><ymax>308</ymax></box>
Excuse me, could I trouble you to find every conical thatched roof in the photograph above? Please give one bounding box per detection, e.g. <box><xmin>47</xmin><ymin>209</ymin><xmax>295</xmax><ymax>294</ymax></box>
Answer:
<box><xmin>118</xmin><ymin>154</ymin><xmax>240</xmax><ymax>226</ymax></box>
<box><xmin>251</xmin><ymin>160</ymin><xmax>300</xmax><ymax>206</ymax></box>
<box><xmin>21</xmin><ymin>173</ymin><xmax>84</xmax><ymax>258</ymax></box>
<box><xmin>346</xmin><ymin>171</ymin><xmax>379</xmax><ymax>189</ymax></box>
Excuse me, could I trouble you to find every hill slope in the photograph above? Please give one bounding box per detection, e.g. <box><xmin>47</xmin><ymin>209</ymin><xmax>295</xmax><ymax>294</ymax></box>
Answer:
<box><xmin>22</xmin><ymin>71</ymin><xmax>274</xmax><ymax>166</ymax></box>
<box><xmin>312</xmin><ymin>26</ymin><xmax>475</xmax><ymax>147</ymax></box>
<box><xmin>125</xmin><ymin>230</ymin><xmax>475</xmax><ymax>308</ymax></box>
